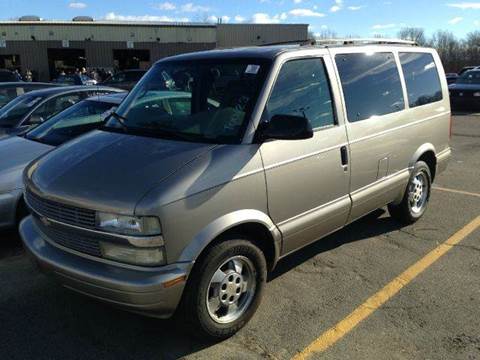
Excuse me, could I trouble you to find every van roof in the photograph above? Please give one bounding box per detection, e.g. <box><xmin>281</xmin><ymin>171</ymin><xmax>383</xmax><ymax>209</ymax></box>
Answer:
<box><xmin>158</xmin><ymin>39</ymin><xmax>430</xmax><ymax>63</ymax></box>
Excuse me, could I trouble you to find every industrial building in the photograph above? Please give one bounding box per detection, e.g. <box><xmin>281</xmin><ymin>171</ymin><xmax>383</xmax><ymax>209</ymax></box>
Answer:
<box><xmin>0</xmin><ymin>17</ymin><xmax>308</xmax><ymax>81</ymax></box>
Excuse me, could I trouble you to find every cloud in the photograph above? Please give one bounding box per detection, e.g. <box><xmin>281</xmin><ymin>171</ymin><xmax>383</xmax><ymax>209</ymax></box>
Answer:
<box><xmin>348</xmin><ymin>5</ymin><xmax>364</xmax><ymax>10</ymax></box>
<box><xmin>289</xmin><ymin>8</ymin><xmax>325</xmax><ymax>17</ymax></box>
<box><xmin>234</xmin><ymin>15</ymin><xmax>246</xmax><ymax>22</ymax></box>
<box><xmin>181</xmin><ymin>3</ymin><xmax>210</xmax><ymax>12</ymax></box>
<box><xmin>251</xmin><ymin>12</ymin><xmax>288</xmax><ymax>23</ymax></box>
<box><xmin>103</xmin><ymin>12</ymin><xmax>189</xmax><ymax>22</ymax></box>
<box><xmin>372</xmin><ymin>23</ymin><xmax>396</xmax><ymax>29</ymax></box>
<box><xmin>293</xmin><ymin>0</ymin><xmax>302</xmax><ymax>3</ymax></box>
<box><xmin>447</xmin><ymin>2</ymin><xmax>480</xmax><ymax>9</ymax></box>
<box><xmin>206</xmin><ymin>15</ymin><xmax>231</xmax><ymax>23</ymax></box>
<box><xmin>69</xmin><ymin>2</ymin><xmax>87</xmax><ymax>9</ymax></box>
<box><xmin>153</xmin><ymin>2</ymin><xmax>176</xmax><ymax>10</ymax></box>
<box><xmin>448</xmin><ymin>16</ymin><xmax>464</xmax><ymax>24</ymax></box>
<box><xmin>330</xmin><ymin>0</ymin><xmax>345</xmax><ymax>12</ymax></box>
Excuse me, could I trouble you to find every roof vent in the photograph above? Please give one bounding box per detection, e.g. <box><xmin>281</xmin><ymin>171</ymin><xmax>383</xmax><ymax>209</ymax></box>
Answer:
<box><xmin>72</xmin><ymin>16</ymin><xmax>94</xmax><ymax>22</ymax></box>
<box><xmin>19</xmin><ymin>15</ymin><xmax>41</xmax><ymax>21</ymax></box>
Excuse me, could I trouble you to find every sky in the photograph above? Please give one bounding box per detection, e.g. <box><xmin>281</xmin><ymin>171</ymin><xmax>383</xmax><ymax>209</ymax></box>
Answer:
<box><xmin>1</xmin><ymin>0</ymin><xmax>480</xmax><ymax>39</ymax></box>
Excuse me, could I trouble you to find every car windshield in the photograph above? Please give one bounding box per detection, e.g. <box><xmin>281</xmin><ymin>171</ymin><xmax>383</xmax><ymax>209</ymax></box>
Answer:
<box><xmin>26</xmin><ymin>99</ymin><xmax>115</xmax><ymax>146</ymax></box>
<box><xmin>0</xmin><ymin>94</ymin><xmax>45</xmax><ymax>127</ymax></box>
<box><xmin>106</xmin><ymin>59</ymin><xmax>269</xmax><ymax>144</ymax></box>
<box><xmin>457</xmin><ymin>71</ymin><xmax>480</xmax><ymax>84</ymax></box>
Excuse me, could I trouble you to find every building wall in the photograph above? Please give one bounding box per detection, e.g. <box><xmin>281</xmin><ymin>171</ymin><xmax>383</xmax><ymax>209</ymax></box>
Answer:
<box><xmin>216</xmin><ymin>23</ymin><xmax>308</xmax><ymax>47</ymax></box>
<box><xmin>0</xmin><ymin>22</ymin><xmax>308</xmax><ymax>81</ymax></box>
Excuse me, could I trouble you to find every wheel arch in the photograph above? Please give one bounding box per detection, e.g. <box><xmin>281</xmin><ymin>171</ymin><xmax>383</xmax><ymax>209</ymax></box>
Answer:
<box><xmin>178</xmin><ymin>209</ymin><xmax>282</xmax><ymax>272</ymax></box>
<box><xmin>409</xmin><ymin>143</ymin><xmax>437</xmax><ymax>181</ymax></box>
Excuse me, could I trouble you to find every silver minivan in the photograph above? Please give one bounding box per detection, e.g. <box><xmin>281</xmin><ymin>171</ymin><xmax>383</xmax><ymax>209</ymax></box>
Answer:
<box><xmin>20</xmin><ymin>40</ymin><xmax>451</xmax><ymax>339</ymax></box>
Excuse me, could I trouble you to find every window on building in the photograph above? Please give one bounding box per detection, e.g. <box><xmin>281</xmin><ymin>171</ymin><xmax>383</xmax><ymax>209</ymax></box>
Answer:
<box><xmin>399</xmin><ymin>52</ymin><xmax>443</xmax><ymax>108</ymax></box>
<box><xmin>335</xmin><ymin>52</ymin><xmax>405</xmax><ymax>122</ymax></box>
<box><xmin>266</xmin><ymin>58</ymin><xmax>335</xmax><ymax>129</ymax></box>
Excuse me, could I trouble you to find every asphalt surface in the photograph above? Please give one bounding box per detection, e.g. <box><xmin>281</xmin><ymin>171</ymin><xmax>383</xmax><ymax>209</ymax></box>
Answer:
<box><xmin>0</xmin><ymin>115</ymin><xmax>479</xmax><ymax>360</ymax></box>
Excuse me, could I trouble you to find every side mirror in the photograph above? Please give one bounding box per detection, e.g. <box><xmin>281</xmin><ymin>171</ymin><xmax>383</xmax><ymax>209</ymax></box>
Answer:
<box><xmin>259</xmin><ymin>114</ymin><xmax>313</xmax><ymax>141</ymax></box>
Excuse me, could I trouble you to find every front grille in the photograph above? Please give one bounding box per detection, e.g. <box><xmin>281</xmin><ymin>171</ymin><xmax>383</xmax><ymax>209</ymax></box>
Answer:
<box><xmin>26</xmin><ymin>189</ymin><xmax>96</xmax><ymax>229</ymax></box>
<box><xmin>33</xmin><ymin>215</ymin><xmax>103</xmax><ymax>257</ymax></box>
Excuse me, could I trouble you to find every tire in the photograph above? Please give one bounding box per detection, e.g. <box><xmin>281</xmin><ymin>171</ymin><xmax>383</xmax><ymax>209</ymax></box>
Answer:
<box><xmin>182</xmin><ymin>237</ymin><xmax>267</xmax><ymax>339</ymax></box>
<box><xmin>388</xmin><ymin>161</ymin><xmax>432</xmax><ymax>224</ymax></box>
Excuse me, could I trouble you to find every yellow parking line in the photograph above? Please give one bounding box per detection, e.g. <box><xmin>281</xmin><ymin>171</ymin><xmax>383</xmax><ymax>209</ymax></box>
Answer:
<box><xmin>433</xmin><ymin>186</ymin><xmax>480</xmax><ymax>198</ymax></box>
<box><xmin>291</xmin><ymin>216</ymin><xmax>480</xmax><ymax>360</ymax></box>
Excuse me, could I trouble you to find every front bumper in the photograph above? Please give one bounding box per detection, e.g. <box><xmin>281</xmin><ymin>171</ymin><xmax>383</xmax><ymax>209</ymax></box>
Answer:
<box><xmin>20</xmin><ymin>216</ymin><xmax>191</xmax><ymax>318</ymax></box>
<box><xmin>0</xmin><ymin>189</ymin><xmax>22</xmax><ymax>230</ymax></box>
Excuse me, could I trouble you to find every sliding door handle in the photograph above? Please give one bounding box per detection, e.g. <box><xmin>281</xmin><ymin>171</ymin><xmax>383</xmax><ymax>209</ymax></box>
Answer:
<box><xmin>340</xmin><ymin>146</ymin><xmax>349</xmax><ymax>170</ymax></box>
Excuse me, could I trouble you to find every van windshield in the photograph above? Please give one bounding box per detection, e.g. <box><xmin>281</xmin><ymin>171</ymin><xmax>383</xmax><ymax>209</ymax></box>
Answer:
<box><xmin>106</xmin><ymin>59</ymin><xmax>270</xmax><ymax>144</ymax></box>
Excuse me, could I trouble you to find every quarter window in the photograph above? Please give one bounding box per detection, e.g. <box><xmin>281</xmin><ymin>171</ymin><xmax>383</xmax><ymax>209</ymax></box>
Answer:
<box><xmin>335</xmin><ymin>52</ymin><xmax>405</xmax><ymax>122</ymax></box>
<box><xmin>266</xmin><ymin>58</ymin><xmax>335</xmax><ymax>129</ymax></box>
<box><xmin>399</xmin><ymin>52</ymin><xmax>443</xmax><ymax>108</ymax></box>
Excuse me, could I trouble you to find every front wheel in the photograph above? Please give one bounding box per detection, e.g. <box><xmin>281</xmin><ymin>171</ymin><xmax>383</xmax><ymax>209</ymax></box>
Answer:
<box><xmin>182</xmin><ymin>238</ymin><xmax>267</xmax><ymax>339</ymax></box>
<box><xmin>388</xmin><ymin>161</ymin><xmax>432</xmax><ymax>224</ymax></box>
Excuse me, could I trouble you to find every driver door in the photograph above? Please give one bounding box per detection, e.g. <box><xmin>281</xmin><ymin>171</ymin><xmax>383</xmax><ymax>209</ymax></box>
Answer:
<box><xmin>260</xmin><ymin>55</ymin><xmax>351</xmax><ymax>255</ymax></box>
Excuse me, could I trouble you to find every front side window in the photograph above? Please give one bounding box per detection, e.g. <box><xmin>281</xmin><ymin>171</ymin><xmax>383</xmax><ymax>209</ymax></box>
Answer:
<box><xmin>335</xmin><ymin>52</ymin><xmax>405</xmax><ymax>122</ymax></box>
<box><xmin>26</xmin><ymin>99</ymin><xmax>114</xmax><ymax>146</ymax></box>
<box><xmin>399</xmin><ymin>52</ymin><xmax>443</xmax><ymax>107</ymax></box>
<box><xmin>266</xmin><ymin>58</ymin><xmax>335</xmax><ymax>129</ymax></box>
<box><xmin>108</xmin><ymin>59</ymin><xmax>269</xmax><ymax>144</ymax></box>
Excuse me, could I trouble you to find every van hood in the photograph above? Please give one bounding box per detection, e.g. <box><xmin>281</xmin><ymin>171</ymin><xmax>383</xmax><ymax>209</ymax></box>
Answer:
<box><xmin>0</xmin><ymin>135</ymin><xmax>52</xmax><ymax>193</ymax></box>
<box><xmin>27</xmin><ymin>130</ymin><xmax>216</xmax><ymax>214</ymax></box>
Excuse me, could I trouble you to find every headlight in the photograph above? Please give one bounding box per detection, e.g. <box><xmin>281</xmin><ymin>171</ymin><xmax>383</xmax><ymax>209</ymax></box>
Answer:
<box><xmin>100</xmin><ymin>242</ymin><xmax>166</xmax><ymax>266</ymax></box>
<box><xmin>96</xmin><ymin>212</ymin><xmax>161</xmax><ymax>236</ymax></box>
<box><xmin>474</xmin><ymin>92</ymin><xmax>480</xmax><ymax>97</ymax></box>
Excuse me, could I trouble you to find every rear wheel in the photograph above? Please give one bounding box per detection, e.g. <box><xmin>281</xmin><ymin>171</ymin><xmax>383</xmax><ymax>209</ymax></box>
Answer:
<box><xmin>182</xmin><ymin>238</ymin><xmax>267</xmax><ymax>339</ymax></box>
<box><xmin>388</xmin><ymin>161</ymin><xmax>432</xmax><ymax>224</ymax></box>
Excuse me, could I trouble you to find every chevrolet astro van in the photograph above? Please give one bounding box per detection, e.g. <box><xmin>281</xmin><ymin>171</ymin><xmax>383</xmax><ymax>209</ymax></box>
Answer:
<box><xmin>20</xmin><ymin>40</ymin><xmax>451</xmax><ymax>339</ymax></box>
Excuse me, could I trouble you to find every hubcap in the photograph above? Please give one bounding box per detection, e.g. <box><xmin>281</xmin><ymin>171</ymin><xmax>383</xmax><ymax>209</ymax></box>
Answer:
<box><xmin>408</xmin><ymin>171</ymin><xmax>428</xmax><ymax>214</ymax></box>
<box><xmin>206</xmin><ymin>256</ymin><xmax>256</xmax><ymax>324</ymax></box>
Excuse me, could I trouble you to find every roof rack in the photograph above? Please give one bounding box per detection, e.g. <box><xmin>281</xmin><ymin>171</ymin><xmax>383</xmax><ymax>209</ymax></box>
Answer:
<box><xmin>314</xmin><ymin>38</ymin><xmax>418</xmax><ymax>46</ymax></box>
<box><xmin>258</xmin><ymin>37</ymin><xmax>418</xmax><ymax>48</ymax></box>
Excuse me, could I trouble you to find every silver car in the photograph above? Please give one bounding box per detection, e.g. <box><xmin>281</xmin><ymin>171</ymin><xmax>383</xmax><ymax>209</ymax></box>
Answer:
<box><xmin>0</xmin><ymin>92</ymin><xmax>126</xmax><ymax>229</ymax></box>
<box><xmin>21</xmin><ymin>41</ymin><xmax>451</xmax><ymax>339</ymax></box>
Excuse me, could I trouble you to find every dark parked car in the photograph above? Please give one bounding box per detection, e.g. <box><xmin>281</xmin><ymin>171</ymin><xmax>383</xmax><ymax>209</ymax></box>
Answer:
<box><xmin>0</xmin><ymin>92</ymin><xmax>127</xmax><ymax>230</ymax></box>
<box><xmin>53</xmin><ymin>73</ymin><xmax>97</xmax><ymax>86</ymax></box>
<box><xmin>446</xmin><ymin>73</ymin><xmax>458</xmax><ymax>85</ymax></box>
<box><xmin>449</xmin><ymin>70</ymin><xmax>480</xmax><ymax>110</ymax></box>
<box><xmin>458</xmin><ymin>66</ymin><xmax>479</xmax><ymax>75</ymax></box>
<box><xmin>0</xmin><ymin>69</ymin><xmax>22</xmax><ymax>82</ymax></box>
<box><xmin>0</xmin><ymin>86</ymin><xmax>125</xmax><ymax>137</ymax></box>
<box><xmin>101</xmin><ymin>69</ymin><xmax>147</xmax><ymax>90</ymax></box>
<box><xmin>0</xmin><ymin>82</ymin><xmax>64</xmax><ymax>108</ymax></box>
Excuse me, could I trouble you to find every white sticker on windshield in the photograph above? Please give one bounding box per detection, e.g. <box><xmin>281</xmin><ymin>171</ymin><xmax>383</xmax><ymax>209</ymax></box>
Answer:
<box><xmin>245</xmin><ymin>64</ymin><xmax>260</xmax><ymax>75</ymax></box>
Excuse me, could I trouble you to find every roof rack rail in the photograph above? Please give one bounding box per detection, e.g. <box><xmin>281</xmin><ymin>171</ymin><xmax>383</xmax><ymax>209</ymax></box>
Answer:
<box><xmin>258</xmin><ymin>39</ymin><xmax>315</xmax><ymax>47</ymax></box>
<box><xmin>314</xmin><ymin>38</ymin><xmax>418</xmax><ymax>46</ymax></box>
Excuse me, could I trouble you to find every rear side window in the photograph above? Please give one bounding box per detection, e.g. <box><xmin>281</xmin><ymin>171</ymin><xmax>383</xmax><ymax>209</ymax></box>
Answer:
<box><xmin>266</xmin><ymin>58</ymin><xmax>335</xmax><ymax>129</ymax></box>
<box><xmin>335</xmin><ymin>52</ymin><xmax>404</xmax><ymax>122</ymax></box>
<box><xmin>399</xmin><ymin>52</ymin><xmax>443</xmax><ymax>108</ymax></box>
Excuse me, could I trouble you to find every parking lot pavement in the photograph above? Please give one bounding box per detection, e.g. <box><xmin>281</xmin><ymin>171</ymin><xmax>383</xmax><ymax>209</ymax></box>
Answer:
<box><xmin>0</xmin><ymin>115</ymin><xmax>479</xmax><ymax>360</ymax></box>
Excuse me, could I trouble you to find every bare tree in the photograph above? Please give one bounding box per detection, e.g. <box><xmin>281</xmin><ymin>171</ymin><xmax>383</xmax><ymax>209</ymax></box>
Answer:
<box><xmin>397</xmin><ymin>27</ymin><xmax>428</xmax><ymax>46</ymax></box>
<box><xmin>313</xmin><ymin>29</ymin><xmax>338</xmax><ymax>40</ymax></box>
